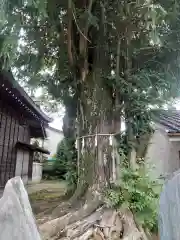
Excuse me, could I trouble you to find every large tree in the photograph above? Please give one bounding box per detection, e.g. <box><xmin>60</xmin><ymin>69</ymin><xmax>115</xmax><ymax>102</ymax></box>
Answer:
<box><xmin>1</xmin><ymin>0</ymin><xmax>180</xmax><ymax>238</ymax></box>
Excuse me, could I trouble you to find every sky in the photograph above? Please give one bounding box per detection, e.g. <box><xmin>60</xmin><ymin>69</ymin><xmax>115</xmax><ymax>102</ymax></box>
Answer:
<box><xmin>176</xmin><ymin>101</ymin><xmax>180</xmax><ymax>110</ymax></box>
<box><xmin>49</xmin><ymin>113</ymin><xmax>63</xmax><ymax>130</ymax></box>
<box><xmin>31</xmin><ymin>87</ymin><xmax>64</xmax><ymax>131</ymax></box>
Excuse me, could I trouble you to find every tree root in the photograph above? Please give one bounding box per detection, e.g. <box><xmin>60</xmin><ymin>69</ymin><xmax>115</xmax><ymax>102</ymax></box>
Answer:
<box><xmin>39</xmin><ymin>200</ymin><xmax>152</xmax><ymax>239</ymax></box>
<box><xmin>39</xmin><ymin>186</ymin><xmax>154</xmax><ymax>239</ymax></box>
<box><xmin>51</xmin><ymin>182</ymin><xmax>89</xmax><ymax>218</ymax></box>
<box><xmin>40</xmin><ymin>193</ymin><xmax>102</xmax><ymax>239</ymax></box>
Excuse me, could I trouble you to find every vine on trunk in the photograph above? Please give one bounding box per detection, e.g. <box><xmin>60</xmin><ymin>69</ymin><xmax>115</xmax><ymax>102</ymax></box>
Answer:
<box><xmin>105</xmin><ymin>164</ymin><xmax>161</xmax><ymax>234</ymax></box>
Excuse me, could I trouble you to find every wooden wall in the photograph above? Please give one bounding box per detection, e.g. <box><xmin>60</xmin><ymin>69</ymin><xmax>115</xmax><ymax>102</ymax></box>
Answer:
<box><xmin>0</xmin><ymin>98</ymin><xmax>30</xmax><ymax>187</ymax></box>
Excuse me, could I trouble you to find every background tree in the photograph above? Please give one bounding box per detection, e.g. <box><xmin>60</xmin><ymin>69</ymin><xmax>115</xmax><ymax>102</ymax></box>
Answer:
<box><xmin>1</xmin><ymin>0</ymin><xmax>180</xmax><ymax>238</ymax></box>
<box><xmin>55</xmin><ymin>138</ymin><xmax>77</xmax><ymax>191</ymax></box>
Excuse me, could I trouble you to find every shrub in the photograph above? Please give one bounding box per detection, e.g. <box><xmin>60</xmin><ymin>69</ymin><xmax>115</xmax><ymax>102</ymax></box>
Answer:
<box><xmin>54</xmin><ymin>138</ymin><xmax>77</xmax><ymax>180</ymax></box>
<box><xmin>42</xmin><ymin>157</ymin><xmax>60</xmax><ymax>180</ymax></box>
<box><xmin>43</xmin><ymin>137</ymin><xmax>77</xmax><ymax>191</ymax></box>
<box><xmin>53</xmin><ymin>140</ymin><xmax>68</xmax><ymax>179</ymax></box>
<box><xmin>59</xmin><ymin>138</ymin><xmax>77</xmax><ymax>191</ymax></box>
<box><xmin>105</xmin><ymin>165</ymin><xmax>161</xmax><ymax>233</ymax></box>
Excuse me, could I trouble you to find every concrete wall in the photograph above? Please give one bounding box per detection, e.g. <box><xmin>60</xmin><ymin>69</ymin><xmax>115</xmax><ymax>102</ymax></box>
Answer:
<box><xmin>145</xmin><ymin>125</ymin><xmax>180</xmax><ymax>180</ymax></box>
<box><xmin>44</xmin><ymin>127</ymin><xmax>64</xmax><ymax>158</ymax></box>
<box><xmin>32</xmin><ymin>162</ymin><xmax>42</xmax><ymax>183</ymax></box>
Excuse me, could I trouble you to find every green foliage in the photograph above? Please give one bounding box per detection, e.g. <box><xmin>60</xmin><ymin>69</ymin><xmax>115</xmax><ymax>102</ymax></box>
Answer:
<box><xmin>1</xmin><ymin>0</ymin><xmax>180</xmax><ymax>158</ymax></box>
<box><xmin>105</xmin><ymin>165</ymin><xmax>161</xmax><ymax>232</ymax></box>
<box><xmin>1</xmin><ymin>0</ymin><xmax>180</xmax><ymax>106</ymax></box>
<box><xmin>43</xmin><ymin>138</ymin><xmax>77</xmax><ymax>189</ymax></box>
<box><xmin>52</xmin><ymin>138</ymin><xmax>77</xmax><ymax>190</ymax></box>
<box><xmin>42</xmin><ymin>136</ymin><xmax>77</xmax><ymax>194</ymax></box>
<box><xmin>53</xmin><ymin>140</ymin><xmax>68</xmax><ymax>178</ymax></box>
<box><xmin>42</xmin><ymin>159</ymin><xmax>59</xmax><ymax>180</ymax></box>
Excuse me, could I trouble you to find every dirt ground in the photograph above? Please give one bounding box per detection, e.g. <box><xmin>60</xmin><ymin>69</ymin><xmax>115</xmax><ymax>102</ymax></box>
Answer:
<box><xmin>27</xmin><ymin>180</ymin><xmax>67</xmax><ymax>217</ymax></box>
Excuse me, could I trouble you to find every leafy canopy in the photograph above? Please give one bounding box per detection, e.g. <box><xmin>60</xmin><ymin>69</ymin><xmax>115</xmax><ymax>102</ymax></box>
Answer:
<box><xmin>0</xmin><ymin>1</ymin><xmax>180</xmax><ymax>95</ymax></box>
<box><xmin>1</xmin><ymin>0</ymin><xmax>180</xmax><ymax>142</ymax></box>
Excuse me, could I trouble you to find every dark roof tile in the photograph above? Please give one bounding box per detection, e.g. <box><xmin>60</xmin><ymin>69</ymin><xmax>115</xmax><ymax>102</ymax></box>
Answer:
<box><xmin>0</xmin><ymin>70</ymin><xmax>52</xmax><ymax>123</ymax></box>
<box><xmin>153</xmin><ymin>110</ymin><xmax>180</xmax><ymax>133</ymax></box>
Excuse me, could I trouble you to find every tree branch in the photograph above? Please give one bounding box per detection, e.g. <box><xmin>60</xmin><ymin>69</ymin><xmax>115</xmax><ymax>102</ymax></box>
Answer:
<box><xmin>72</xmin><ymin>7</ymin><xmax>91</xmax><ymax>43</ymax></box>
<box><xmin>67</xmin><ymin>0</ymin><xmax>73</xmax><ymax>66</ymax></box>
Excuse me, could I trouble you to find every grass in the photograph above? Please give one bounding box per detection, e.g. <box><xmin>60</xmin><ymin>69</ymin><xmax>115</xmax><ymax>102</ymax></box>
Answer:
<box><xmin>29</xmin><ymin>189</ymin><xmax>63</xmax><ymax>201</ymax></box>
<box><xmin>28</xmin><ymin>180</ymin><xmax>67</xmax><ymax>215</ymax></box>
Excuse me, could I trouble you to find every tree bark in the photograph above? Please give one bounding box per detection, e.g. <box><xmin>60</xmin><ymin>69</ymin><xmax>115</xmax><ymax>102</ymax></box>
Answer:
<box><xmin>75</xmin><ymin>71</ymin><xmax>121</xmax><ymax>191</ymax></box>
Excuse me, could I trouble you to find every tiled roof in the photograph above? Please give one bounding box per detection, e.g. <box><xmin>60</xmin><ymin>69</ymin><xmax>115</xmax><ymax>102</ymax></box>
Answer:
<box><xmin>152</xmin><ymin>110</ymin><xmax>180</xmax><ymax>133</ymax></box>
<box><xmin>0</xmin><ymin>70</ymin><xmax>52</xmax><ymax>123</ymax></box>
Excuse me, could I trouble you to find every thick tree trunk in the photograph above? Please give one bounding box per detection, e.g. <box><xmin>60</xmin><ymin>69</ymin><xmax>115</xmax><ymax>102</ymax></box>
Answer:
<box><xmin>39</xmin><ymin>76</ymin><xmax>150</xmax><ymax>240</ymax></box>
<box><xmin>38</xmin><ymin>2</ymin><xmax>151</xmax><ymax>236</ymax></box>
<box><xmin>75</xmin><ymin>72</ymin><xmax>121</xmax><ymax>192</ymax></box>
<box><xmin>51</xmin><ymin>72</ymin><xmax>119</xmax><ymax>215</ymax></box>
